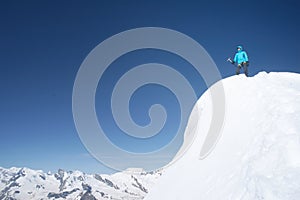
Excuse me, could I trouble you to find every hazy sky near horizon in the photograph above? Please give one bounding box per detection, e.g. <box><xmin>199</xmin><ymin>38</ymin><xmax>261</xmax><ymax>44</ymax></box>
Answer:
<box><xmin>0</xmin><ymin>0</ymin><xmax>299</xmax><ymax>174</ymax></box>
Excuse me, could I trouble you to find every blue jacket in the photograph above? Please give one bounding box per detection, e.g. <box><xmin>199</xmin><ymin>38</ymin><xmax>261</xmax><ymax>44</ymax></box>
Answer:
<box><xmin>234</xmin><ymin>46</ymin><xmax>249</xmax><ymax>64</ymax></box>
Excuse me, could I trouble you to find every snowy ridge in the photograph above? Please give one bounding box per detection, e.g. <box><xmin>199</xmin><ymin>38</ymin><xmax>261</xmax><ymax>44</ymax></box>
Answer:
<box><xmin>145</xmin><ymin>72</ymin><xmax>300</xmax><ymax>200</ymax></box>
<box><xmin>0</xmin><ymin>166</ymin><xmax>161</xmax><ymax>200</ymax></box>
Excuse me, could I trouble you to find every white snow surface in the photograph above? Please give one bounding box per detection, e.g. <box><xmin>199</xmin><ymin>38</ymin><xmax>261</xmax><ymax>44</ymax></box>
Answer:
<box><xmin>145</xmin><ymin>72</ymin><xmax>300</xmax><ymax>200</ymax></box>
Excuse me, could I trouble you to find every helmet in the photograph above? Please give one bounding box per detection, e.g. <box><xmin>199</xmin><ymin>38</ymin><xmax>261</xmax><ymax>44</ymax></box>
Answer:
<box><xmin>237</xmin><ymin>45</ymin><xmax>243</xmax><ymax>50</ymax></box>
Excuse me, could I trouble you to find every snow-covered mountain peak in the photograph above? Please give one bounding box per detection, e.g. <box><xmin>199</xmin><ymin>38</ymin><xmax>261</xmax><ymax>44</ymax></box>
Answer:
<box><xmin>0</xmin><ymin>166</ymin><xmax>161</xmax><ymax>200</ymax></box>
<box><xmin>146</xmin><ymin>72</ymin><xmax>300</xmax><ymax>200</ymax></box>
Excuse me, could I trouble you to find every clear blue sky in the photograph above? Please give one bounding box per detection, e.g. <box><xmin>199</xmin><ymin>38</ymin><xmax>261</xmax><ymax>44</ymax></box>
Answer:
<box><xmin>0</xmin><ymin>0</ymin><xmax>299</xmax><ymax>174</ymax></box>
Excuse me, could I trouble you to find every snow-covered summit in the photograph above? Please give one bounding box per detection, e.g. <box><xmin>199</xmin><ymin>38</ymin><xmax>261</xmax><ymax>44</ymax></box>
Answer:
<box><xmin>145</xmin><ymin>72</ymin><xmax>300</xmax><ymax>200</ymax></box>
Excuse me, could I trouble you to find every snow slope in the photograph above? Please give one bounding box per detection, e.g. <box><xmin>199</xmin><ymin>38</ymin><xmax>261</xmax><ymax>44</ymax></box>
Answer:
<box><xmin>0</xmin><ymin>167</ymin><xmax>161</xmax><ymax>200</ymax></box>
<box><xmin>145</xmin><ymin>72</ymin><xmax>300</xmax><ymax>200</ymax></box>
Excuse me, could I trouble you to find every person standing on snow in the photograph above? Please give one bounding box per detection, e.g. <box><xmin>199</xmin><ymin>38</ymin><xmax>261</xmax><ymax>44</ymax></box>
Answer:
<box><xmin>228</xmin><ymin>45</ymin><xmax>249</xmax><ymax>77</ymax></box>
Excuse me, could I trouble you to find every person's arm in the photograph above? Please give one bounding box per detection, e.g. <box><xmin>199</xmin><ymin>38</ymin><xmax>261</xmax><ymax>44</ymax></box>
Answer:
<box><xmin>243</xmin><ymin>51</ymin><xmax>249</xmax><ymax>62</ymax></box>
<box><xmin>233</xmin><ymin>53</ymin><xmax>238</xmax><ymax>63</ymax></box>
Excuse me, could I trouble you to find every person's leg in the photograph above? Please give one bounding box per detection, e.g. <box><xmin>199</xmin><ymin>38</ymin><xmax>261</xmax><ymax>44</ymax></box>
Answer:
<box><xmin>236</xmin><ymin>65</ymin><xmax>241</xmax><ymax>75</ymax></box>
<box><xmin>243</xmin><ymin>63</ymin><xmax>249</xmax><ymax>77</ymax></box>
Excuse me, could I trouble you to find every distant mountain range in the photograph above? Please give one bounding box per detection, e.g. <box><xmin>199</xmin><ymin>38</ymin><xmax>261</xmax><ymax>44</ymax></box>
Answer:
<box><xmin>0</xmin><ymin>166</ymin><xmax>161</xmax><ymax>200</ymax></box>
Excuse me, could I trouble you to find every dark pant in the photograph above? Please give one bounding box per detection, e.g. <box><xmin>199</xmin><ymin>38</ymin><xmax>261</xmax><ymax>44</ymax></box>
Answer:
<box><xmin>236</xmin><ymin>62</ymin><xmax>248</xmax><ymax>77</ymax></box>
